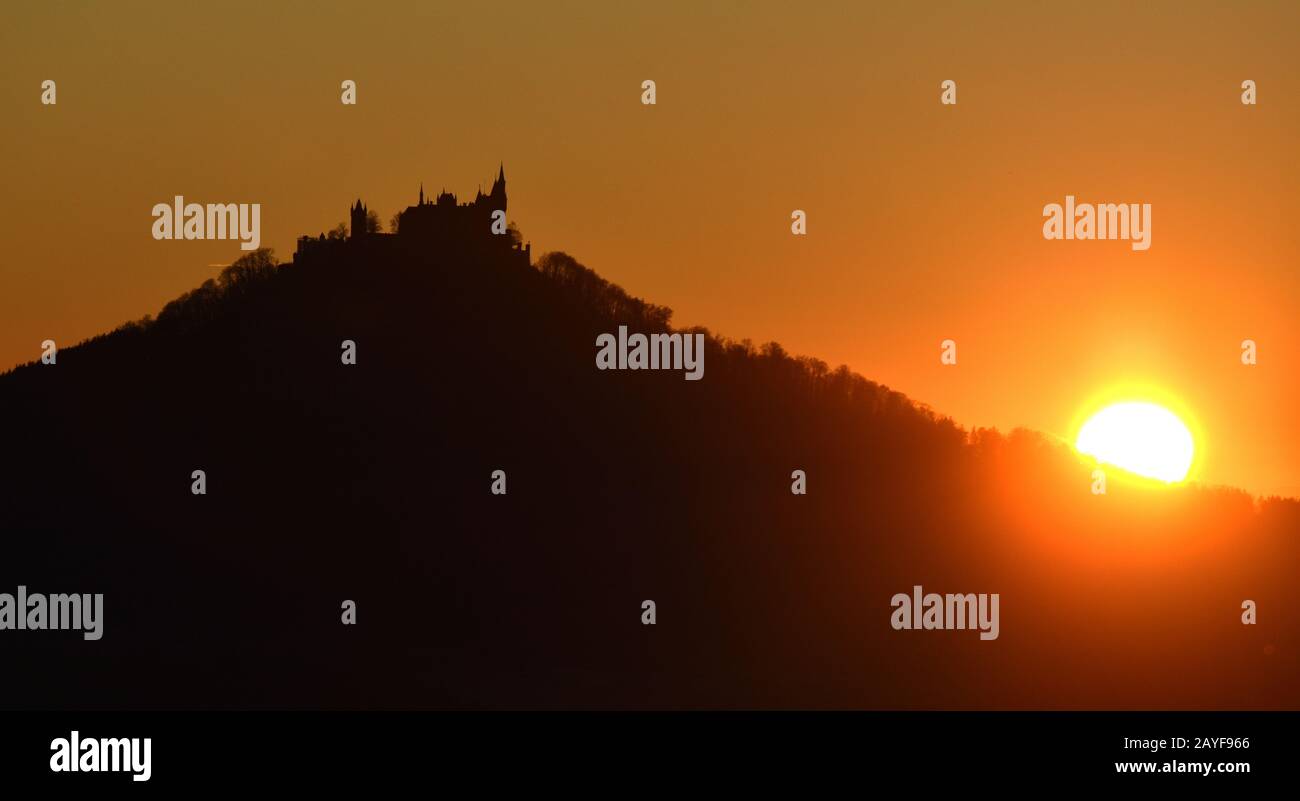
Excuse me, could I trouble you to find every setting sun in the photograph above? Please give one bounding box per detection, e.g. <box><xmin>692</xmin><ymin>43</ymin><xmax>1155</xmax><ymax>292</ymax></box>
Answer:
<box><xmin>1075</xmin><ymin>401</ymin><xmax>1196</xmax><ymax>483</ymax></box>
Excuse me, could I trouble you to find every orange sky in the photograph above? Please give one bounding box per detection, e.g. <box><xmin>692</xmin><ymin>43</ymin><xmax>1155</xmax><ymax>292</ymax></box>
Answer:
<box><xmin>3</xmin><ymin>1</ymin><xmax>1297</xmax><ymax>496</ymax></box>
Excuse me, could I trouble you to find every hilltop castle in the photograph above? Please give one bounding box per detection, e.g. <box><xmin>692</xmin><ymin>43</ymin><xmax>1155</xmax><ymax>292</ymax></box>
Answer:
<box><xmin>293</xmin><ymin>164</ymin><xmax>530</xmax><ymax>267</ymax></box>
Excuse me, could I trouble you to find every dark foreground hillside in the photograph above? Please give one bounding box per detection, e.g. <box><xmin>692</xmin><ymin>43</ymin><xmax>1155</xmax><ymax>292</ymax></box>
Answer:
<box><xmin>1</xmin><ymin>243</ymin><xmax>1297</xmax><ymax>709</ymax></box>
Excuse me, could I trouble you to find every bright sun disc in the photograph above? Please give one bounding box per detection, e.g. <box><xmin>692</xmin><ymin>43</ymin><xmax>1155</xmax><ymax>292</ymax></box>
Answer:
<box><xmin>1075</xmin><ymin>401</ymin><xmax>1195</xmax><ymax>483</ymax></box>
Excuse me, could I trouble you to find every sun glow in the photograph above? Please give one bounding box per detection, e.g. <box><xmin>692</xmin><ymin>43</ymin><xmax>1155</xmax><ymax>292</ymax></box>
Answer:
<box><xmin>1075</xmin><ymin>401</ymin><xmax>1195</xmax><ymax>483</ymax></box>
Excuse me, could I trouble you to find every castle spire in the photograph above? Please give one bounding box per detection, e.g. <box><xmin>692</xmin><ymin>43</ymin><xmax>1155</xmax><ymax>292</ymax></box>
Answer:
<box><xmin>419</xmin><ymin>183</ymin><xmax>424</xmax><ymax>205</ymax></box>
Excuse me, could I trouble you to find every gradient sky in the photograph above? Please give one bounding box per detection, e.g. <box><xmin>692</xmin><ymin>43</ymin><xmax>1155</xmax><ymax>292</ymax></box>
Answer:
<box><xmin>3</xmin><ymin>1</ymin><xmax>1297</xmax><ymax>496</ymax></box>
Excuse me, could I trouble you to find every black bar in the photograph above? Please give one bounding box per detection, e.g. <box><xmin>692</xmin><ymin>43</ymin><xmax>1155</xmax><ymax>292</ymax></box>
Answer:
<box><xmin>0</xmin><ymin>711</ymin><xmax>1282</xmax><ymax>788</ymax></box>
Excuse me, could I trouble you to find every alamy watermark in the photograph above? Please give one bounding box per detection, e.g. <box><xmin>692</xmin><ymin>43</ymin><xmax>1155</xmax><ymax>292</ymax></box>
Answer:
<box><xmin>50</xmin><ymin>731</ymin><xmax>150</xmax><ymax>782</ymax></box>
<box><xmin>152</xmin><ymin>196</ymin><xmax>261</xmax><ymax>251</ymax></box>
<box><xmin>890</xmin><ymin>585</ymin><xmax>999</xmax><ymax>641</ymax></box>
<box><xmin>1043</xmin><ymin>195</ymin><xmax>1150</xmax><ymax>251</ymax></box>
<box><xmin>596</xmin><ymin>325</ymin><xmax>705</xmax><ymax>381</ymax></box>
<box><xmin>0</xmin><ymin>586</ymin><xmax>103</xmax><ymax>640</ymax></box>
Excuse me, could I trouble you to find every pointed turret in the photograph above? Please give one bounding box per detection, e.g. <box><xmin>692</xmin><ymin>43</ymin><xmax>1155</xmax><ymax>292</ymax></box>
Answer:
<box><xmin>489</xmin><ymin>162</ymin><xmax>507</xmax><ymax>212</ymax></box>
<box><xmin>350</xmin><ymin>198</ymin><xmax>367</xmax><ymax>240</ymax></box>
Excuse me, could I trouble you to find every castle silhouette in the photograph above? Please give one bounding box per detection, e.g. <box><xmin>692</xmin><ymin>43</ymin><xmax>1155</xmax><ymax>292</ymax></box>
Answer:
<box><xmin>293</xmin><ymin>163</ymin><xmax>530</xmax><ymax>268</ymax></box>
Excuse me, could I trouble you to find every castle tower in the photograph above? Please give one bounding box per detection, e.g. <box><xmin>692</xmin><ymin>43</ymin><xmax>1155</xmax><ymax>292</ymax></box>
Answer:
<box><xmin>489</xmin><ymin>163</ymin><xmax>507</xmax><ymax>213</ymax></box>
<box><xmin>350</xmin><ymin>199</ymin><xmax>367</xmax><ymax>239</ymax></box>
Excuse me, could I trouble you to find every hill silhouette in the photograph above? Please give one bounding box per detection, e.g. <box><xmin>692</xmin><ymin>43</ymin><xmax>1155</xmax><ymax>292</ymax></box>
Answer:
<box><xmin>1</xmin><ymin>225</ymin><xmax>1298</xmax><ymax>710</ymax></box>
